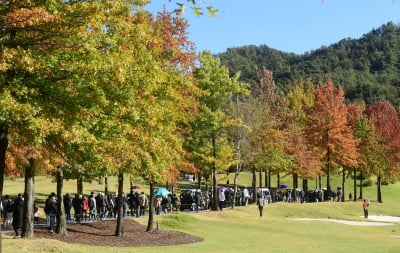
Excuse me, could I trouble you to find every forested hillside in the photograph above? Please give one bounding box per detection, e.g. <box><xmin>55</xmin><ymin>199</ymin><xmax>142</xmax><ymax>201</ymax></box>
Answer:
<box><xmin>218</xmin><ymin>22</ymin><xmax>400</xmax><ymax>113</ymax></box>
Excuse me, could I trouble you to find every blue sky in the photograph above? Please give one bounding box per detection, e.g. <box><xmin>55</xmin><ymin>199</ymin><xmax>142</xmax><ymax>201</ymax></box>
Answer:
<box><xmin>147</xmin><ymin>0</ymin><xmax>400</xmax><ymax>54</ymax></box>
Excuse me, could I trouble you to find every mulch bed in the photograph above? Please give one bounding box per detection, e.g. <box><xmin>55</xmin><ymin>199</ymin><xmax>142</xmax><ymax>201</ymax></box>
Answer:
<box><xmin>11</xmin><ymin>219</ymin><xmax>203</xmax><ymax>247</ymax></box>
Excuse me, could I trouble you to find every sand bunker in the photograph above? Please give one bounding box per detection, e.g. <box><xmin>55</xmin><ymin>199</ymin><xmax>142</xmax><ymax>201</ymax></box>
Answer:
<box><xmin>367</xmin><ymin>215</ymin><xmax>400</xmax><ymax>222</ymax></box>
<box><xmin>292</xmin><ymin>215</ymin><xmax>400</xmax><ymax>226</ymax></box>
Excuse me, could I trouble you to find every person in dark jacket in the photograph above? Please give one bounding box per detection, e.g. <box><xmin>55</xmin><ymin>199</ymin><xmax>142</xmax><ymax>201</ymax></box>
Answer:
<box><xmin>72</xmin><ymin>194</ymin><xmax>83</xmax><ymax>223</ymax></box>
<box><xmin>45</xmin><ymin>195</ymin><xmax>57</xmax><ymax>233</ymax></box>
<box><xmin>64</xmin><ymin>193</ymin><xmax>72</xmax><ymax>222</ymax></box>
<box><xmin>12</xmin><ymin>193</ymin><xmax>24</xmax><ymax>238</ymax></box>
<box><xmin>3</xmin><ymin>195</ymin><xmax>13</xmax><ymax>228</ymax></box>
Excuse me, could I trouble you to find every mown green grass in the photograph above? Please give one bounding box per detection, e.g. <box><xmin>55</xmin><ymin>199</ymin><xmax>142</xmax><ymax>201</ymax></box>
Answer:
<box><xmin>2</xmin><ymin>173</ymin><xmax>400</xmax><ymax>253</ymax></box>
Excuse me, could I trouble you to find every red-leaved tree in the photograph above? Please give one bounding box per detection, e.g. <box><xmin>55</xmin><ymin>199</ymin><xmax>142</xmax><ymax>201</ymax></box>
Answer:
<box><xmin>364</xmin><ymin>101</ymin><xmax>400</xmax><ymax>202</ymax></box>
<box><xmin>305</xmin><ymin>80</ymin><xmax>358</xmax><ymax>196</ymax></box>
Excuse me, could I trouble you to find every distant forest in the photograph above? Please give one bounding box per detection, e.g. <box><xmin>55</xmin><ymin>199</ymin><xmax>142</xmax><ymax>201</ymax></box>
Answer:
<box><xmin>217</xmin><ymin>22</ymin><xmax>400</xmax><ymax>113</ymax></box>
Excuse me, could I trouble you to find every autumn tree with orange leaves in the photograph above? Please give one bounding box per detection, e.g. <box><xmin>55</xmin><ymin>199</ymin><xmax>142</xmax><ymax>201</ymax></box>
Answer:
<box><xmin>285</xmin><ymin>80</ymin><xmax>322</xmax><ymax>190</ymax></box>
<box><xmin>305</xmin><ymin>80</ymin><xmax>358</xmax><ymax>197</ymax></box>
<box><xmin>0</xmin><ymin>0</ymin><xmax>69</xmax><ymax>243</ymax></box>
<box><xmin>0</xmin><ymin>0</ymin><xmax>199</xmax><ymax>239</ymax></box>
<box><xmin>364</xmin><ymin>101</ymin><xmax>400</xmax><ymax>202</ymax></box>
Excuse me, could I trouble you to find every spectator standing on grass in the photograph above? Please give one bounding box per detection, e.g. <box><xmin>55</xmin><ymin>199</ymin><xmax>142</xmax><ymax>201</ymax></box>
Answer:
<box><xmin>204</xmin><ymin>191</ymin><xmax>211</xmax><ymax>209</ymax></box>
<box><xmin>12</xmin><ymin>193</ymin><xmax>24</xmax><ymax>238</ymax></box>
<box><xmin>107</xmin><ymin>194</ymin><xmax>115</xmax><ymax>218</ymax></box>
<box><xmin>218</xmin><ymin>189</ymin><xmax>225</xmax><ymax>211</ymax></box>
<box><xmin>96</xmin><ymin>193</ymin><xmax>103</xmax><ymax>220</ymax></box>
<box><xmin>34</xmin><ymin>204</ymin><xmax>41</xmax><ymax>224</ymax></box>
<box><xmin>363</xmin><ymin>199</ymin><xmax>369</xmax><ymax>218</ymax></box>
<box><xmin>46</xmin><ymin>195</ymin><xmax>57</xmax><ymax>233</ymax></box>
<box><xmin>89</xmin><ymin>192</ymin><xmax>97</xmax><ymax>220</ymax></box>
<box><xmin>242</xmin><ymin>188</ymin><xmax>250</xmax><ymax>206</ymax></box>
<box><xmin>128</xmin><ymin>191</ymin><xmax>136</xmax><ymax>216</ymax></box>
<box><xmin>82</xmin><ymin>195</ymin><xmax>89</xmax><ymax>221</ymax></box>
<box><xmin>3</xmin><ymin>196</ymin><xmax>13</xmax><ymax>228</ymax></box>
<box><xmin>154</xmin><ymin>195</ymin><xmax>162</xmax><ymax>215</ymax></box>
<box><xmin>72</xmin><ymin>193</ymin><xmax>83</xmax><ymax>222</ymax></box>
<box><xmin>122</xmin><ymin>192</ymin><xmax>128</xmax><ymax>217</ymax></box>
<box><xmin>161</xmin><ymin>195</ymin><xmax>171</xmax><ymax>214</ymax></box>
<box><xmin>96</xmin><ymin>192</ymin><xmax>107</xmax><ymax>220</ymax></box>
<box><xmin>64</xmin><ymin>193</ymin><xmax>72</xmax><ymax>222</ymax></box>
<box><xmin>139</xmin><ymin>192</ymin><xmax>148</xmax><ymax>216</ymax></box>
<box><xmin>171</xmin><ymin>193</ymin><xmax>178</xmax><ymax>211</ymax></box>
<box><xmin>133</xmin><ymin>192</ymin><xmax>140</xmax><ymax>217</ymax></box>
<box><xmin>45</xmin><ymin>193</ymin><xmax>56</xmax><ymax>226</ymax></box>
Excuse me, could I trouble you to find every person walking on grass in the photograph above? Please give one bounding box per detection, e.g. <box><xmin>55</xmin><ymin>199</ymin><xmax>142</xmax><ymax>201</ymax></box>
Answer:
<box><xmin>363</xmin><ymin>199</ymin><xmax>369</xmax><ymax>218</ymax></box>
<box><xmin>257</xmin><ymin>190</ymin><xmax>266</xmax><ymax>217</ymax></box>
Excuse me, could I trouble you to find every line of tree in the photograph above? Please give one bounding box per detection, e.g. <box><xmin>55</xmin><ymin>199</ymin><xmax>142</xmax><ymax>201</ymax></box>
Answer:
<box><xmin>236</xmin><ymin>76</ymin><xmax>400</xmax><ymax>206</ymax></box>
<box><xmin>0</xmin><ymin>0</ymin><xmax>243</xmax><ymax>247</ymax></box>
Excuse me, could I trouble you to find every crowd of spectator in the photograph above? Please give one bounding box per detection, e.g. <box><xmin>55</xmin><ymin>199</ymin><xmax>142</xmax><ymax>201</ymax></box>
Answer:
<box><xmin>2</xmin><ymin>184</ymin><xmax>345</xmax><ymax>238</ymax></box>
<box><xmin>1</xmin><ymin>190</ymin><xmax>150</xmax><ymax>237</ymax></box>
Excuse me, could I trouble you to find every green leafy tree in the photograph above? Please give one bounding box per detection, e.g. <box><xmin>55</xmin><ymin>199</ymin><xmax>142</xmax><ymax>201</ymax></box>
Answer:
<box><xmin>190</xmin><ymin>51</ymin><xmax>246</xmax><ymax>211</ymax></box>
<box><xmin>0</xmin><ymin>0</ymin><xmax>74</xmax><ymax>241</ymax></box>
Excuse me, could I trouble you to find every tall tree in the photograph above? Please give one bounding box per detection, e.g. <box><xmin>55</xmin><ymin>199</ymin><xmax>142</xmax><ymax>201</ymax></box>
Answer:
<box><xmin>285</xmin><ymin>80</ymin><xmax>322</xmax><ymax>190</ymax></box>
<box><xmin>0</xmin><ymin>1</ymin><xmax>74</xmax><ymax>241</ymax></box>
<box><xmin>364</xmin><ymin>101</ymin><xmax>400</xmax><ymax>202</ymax></box>
<box><xmin>305</xmin><ymin>80</ymin><xmax>358</xmax><ymax>194</ymax></box>
<box><xmin>190</xmin><ymin>51</ymin><xmax>246</xmax><ymax>211</ymax></box>
<box><xmin>0</xmin><ymin>0</ymin><xmax>63</xmax><ymax>211</ymax></box>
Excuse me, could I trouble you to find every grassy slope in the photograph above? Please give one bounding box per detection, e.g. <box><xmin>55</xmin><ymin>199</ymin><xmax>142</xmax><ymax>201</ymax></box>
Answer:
<box><xmin>3</xmin><ymin>173</ymin><xmax>400</xmax><ymax>253</ymax></box>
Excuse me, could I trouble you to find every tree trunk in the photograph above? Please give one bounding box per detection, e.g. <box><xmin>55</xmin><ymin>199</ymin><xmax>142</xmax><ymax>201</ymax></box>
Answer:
<box><xmin>0</xmin><ymin>124</ymin><xmax>7</xmax><ymax>204</ymax></box>
<box><xmin>115</xmin><ymin>172</ymin><xmax>124</xmax><ymax>236</ymax></box>
<box><xmin>197</xmin><ymin>173</ymin><xmax>201</xmax><ymax>190</ymax></box>
<box><xmin>232</xmin><ymin>161</ymin><xmax>242</xmax><ymax>208</ymax></box>
<box><xmin>264</xmin><ymin>168</ymin><xmax>268</xmax><ymax>188</ymax></box>
<box><xmin>293</xmin><ymin>173</ymin><xmax>298</xmax><ymax>190</ymax></box>
<box><xmin>268</xmin><ymin>169</ymin><xmax>271</xmax><ymax>188</ymax></box>
<box><xmin>22</xmin><ymin>158</ymin><xmax>35</xmax><ymax>238</ymax></box>
<box><xmin>232</xmin><ymin>172</ymin><xmax>238</xmax><ymax>208</ymax></box>
<box><xmin>211</xmin><ymin>164</ymin><xmax>218</xmax><ymax>211</ymax></box>
<box><xmin>326</xmin><ymin>162</ymin><xmax>331</xmax><ymax>194</ymax></box>
<box><xmin>341</xmin><ymin>169</ymin><xmax>345</xmax><ymax>202</ymax></box>
<box><xmin>377</xmin><ymin>174</ymin><xmax>382</xmax><ymax>203</ymax></box>
<box><xmin>77</xmin><ymin>174</ymin><xmax>83</xmax><ymax>194</ymax></box>
<box><xmin>277</xmin><ymin>173</ymin><xmax>280</xmax><ymax>188</ymax></box>
<box><xmin>105</xmin><ymin>175</ymin><xmax>109</xmax><ymax>195</ymax></box>
<box><xmin>146</xmin><ymin>181</ymin><xmax>155</xmax><ymax>232</ymax></box>
<box><xmin>258</xmin><ymin>169</ymin><xmax>262</xmax><ymax>188</ymax></box>
<box><xmin>302</xmin><ymin>178</ymin><xmax>308</xmax><ymax>191</ymax></box>
<box><xmin>326</xmin><ymin>130</ymin><xmax>331</xmax><ymax>192</ymax></box>
<box><xmin>251</xmin><ymin>167</ymin><xmax>256</xmax><ymax>203</ymax></box>
<box><xmin>353</xmin><ymin>169</ymin><xmax>357</xmax><ymax>202</ymax></box>
<box><xmin>318</xmin><ymin>175</ymin><xmax>322</xmax><ymax>190</ymax></box>
<box><xmin>204</xmin><ymin>172</ymin><xmax>209</xmax><ymax>191</ymax></box>
<box><xmin>56</xmin><ymin>168</ymin><xmax>67</xmax><ymax>235</ymax></box>
<box><xmin>359</xmin><ymin>171</ymin><xmax>363</xmax><ymax>200</ymax></box>
<box><xmin>211</xmin><ymin>134</ymin><xmax>218</xmax><ymax>211</ymax></box>
<box><xmin>0</xmin><ymin>124</ymin><xmax>8</xmax><ymax>253</ymax></box>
